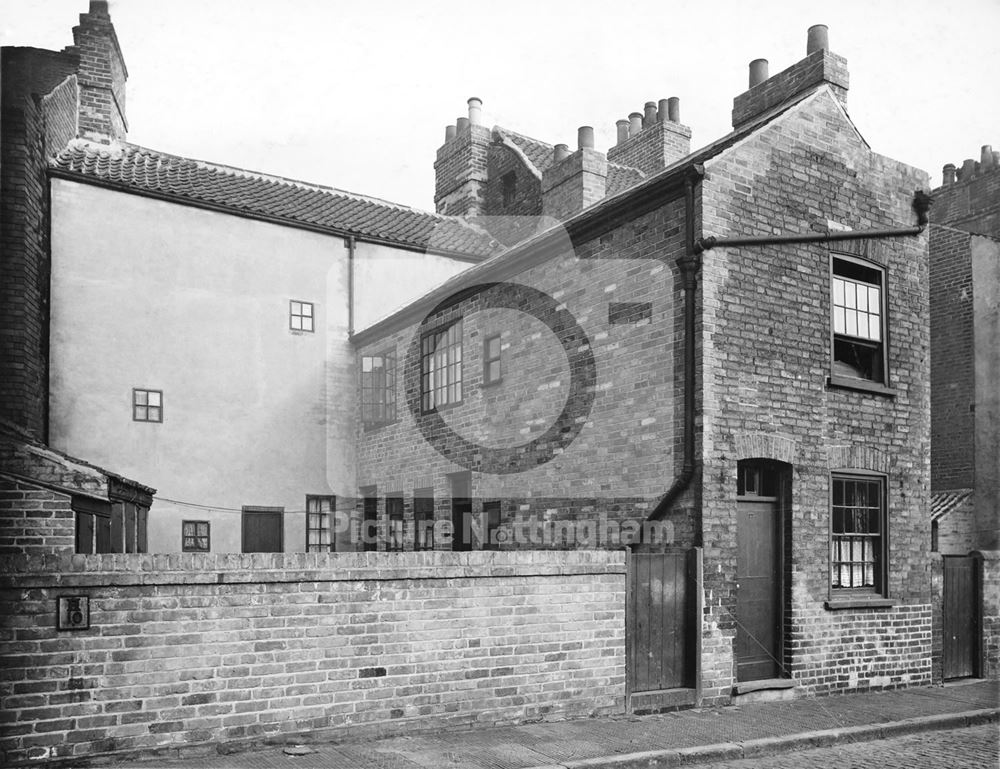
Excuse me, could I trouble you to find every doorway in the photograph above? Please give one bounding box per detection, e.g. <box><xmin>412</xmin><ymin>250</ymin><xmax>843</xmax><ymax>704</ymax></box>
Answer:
<box><xmin>241</xmin><ymin>506</ymin><xmax>284</xmax><ymax>553</ymax></box>
<box><xmin>735</xmin><ymin>460</ymin><xmax>787</xmax><ymax>682</ymax></box>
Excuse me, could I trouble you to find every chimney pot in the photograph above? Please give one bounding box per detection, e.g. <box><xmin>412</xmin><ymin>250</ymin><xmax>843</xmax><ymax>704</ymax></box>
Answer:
<box><xmin>942</xmin><ymin>164</ymin><xmax>956</xmax><ymax>186</ymax></box>
<box><xmin>667</xmin><ymin>97</ymin><xmax>680</xmax><ymax>123</ymax></box>
<box><xmin>467</xmin><ymin>97</ymin><xmax>483</xmax><ymax>126</ymax></box>
<box><xmin>457</xmin><ymin>117</ymin><xmax>470</xmax><ymax>133</ymax></box>
<box><xmin>89</xmin><ymin>1</ymin><xmax>109</xmax><ymax>15</ymax></box>
<box><xmin>628</xmin><ymin>112</ymin><xmax>643</xmax><ymax>138</ymax></box>
<box><xmin>554</xmin><ymin>143</ymin><xmax>571</xmax><ymax>162</ymax></box>
<box><xmin>578</xmin><ymin>126</ymin><xmax>595</xmax><ymax>150</ymax></box>
<box><xmin>615</xmin><ymin>119</ymin><xmax>630</xmax><ymax>145</ymax></box>
<box><xmin>961</xmin><ymin>158</ymin><xmax>977</xmax><ymax>179</ymax></box>
<box><xmin>445</xmin><ymin>124</ymin><xmax>457</xmax><ymax>142</ymax></box>
<box><xmin>643</xmin><ymin>102</ymin><xmax>657</xmax><ymax>127</ymax></box>
<box><xmin>749</xmin><ymin>59</ymin><xmax>769</xmax><ymax>88</ymax></box>
<box><xmin>981</xmin><ymin>145</ymin><xmax>994</xmax><ymax>167</ymax></box>
<box><xmin>806</xmin><ymin>25</ymin><xmax>829</xmax><ymax>54</ymax></box>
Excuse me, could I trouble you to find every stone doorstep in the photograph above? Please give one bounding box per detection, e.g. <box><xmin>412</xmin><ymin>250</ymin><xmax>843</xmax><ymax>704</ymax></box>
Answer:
<box><xmin>731</xmin><ymin>677</ymin><xmax>797</xmax><ymax>704</ymax></box>
<box><xmin>520</xmin><ymin>708</ymin><xmax>1000</xmax><ymax>769</ymax></box>
<box><xmin>628</xmin><ymin>687</ymin><xmax>697</xmax><ymax>714</ymax></box>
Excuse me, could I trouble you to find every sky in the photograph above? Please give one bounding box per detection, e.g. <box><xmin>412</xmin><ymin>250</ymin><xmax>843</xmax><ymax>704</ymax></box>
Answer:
<box><xmin>2</xmin><ymin>0</ymin><xmax>997</xmax><ymax>211</ymax></box>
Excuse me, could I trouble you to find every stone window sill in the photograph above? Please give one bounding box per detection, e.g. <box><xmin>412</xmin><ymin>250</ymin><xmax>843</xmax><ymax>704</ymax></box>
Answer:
<box><xmin>825</xmin><ymin>598</ymin><xmax>896</xmax><ymax>610</ymax></box>
<box><xmin>827</xmin><ymin>376</ymin><xmax>896</xmax><ymax>396</ymax></box>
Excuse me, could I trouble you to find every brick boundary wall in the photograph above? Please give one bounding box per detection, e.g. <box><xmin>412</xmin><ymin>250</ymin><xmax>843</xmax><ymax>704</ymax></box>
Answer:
<box><xmin>0</xmin><ymin>551</ymin><xmax>627</xmax><ymax>764</ymax></box>
<box><xmin>981</xmin><ymin>551</ymin><xmax>1000</xmax><ymax>679</ymax></box>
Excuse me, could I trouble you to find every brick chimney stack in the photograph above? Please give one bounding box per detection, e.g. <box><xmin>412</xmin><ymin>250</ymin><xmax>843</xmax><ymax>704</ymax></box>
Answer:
<box><xmin>731</xmin><ymin>25</ymin><xmax>848</xmax><ymax>130</ymax></box>
<box><xmin>434</xmin><ymin>98</ymin><xmax>492</xmax><ymax>216</ymax></box>
<box><xmin>68</xmin><ymin>0</ymin><xmax>128</xmax><ymax>143</ymax></box>
<box><xmin>607</xmin><ymin>97</ymin><xmax>691</xmax><ymax>176</ymax></box>
<box><xmin>541</xmin><ymin>126</ymin><xmax>608</xmax><ymax>220</ymax></box>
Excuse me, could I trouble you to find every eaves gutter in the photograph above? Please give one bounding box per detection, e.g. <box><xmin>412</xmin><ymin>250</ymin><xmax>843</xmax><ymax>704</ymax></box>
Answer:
<box><xmin>45</xmin><ymin>168</ymin><xmax>488</xmax><ymax>264</ymax></box>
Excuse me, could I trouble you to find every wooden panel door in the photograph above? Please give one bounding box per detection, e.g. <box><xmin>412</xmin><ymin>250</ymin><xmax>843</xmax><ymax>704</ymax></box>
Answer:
<box><xmin>943</xmin><ymin>555</ymin><xmax>981</xmax><ymax>679</ymax></box>
<box><xmin>736</xmin><ymin>500</ymin><xmax>780</xmax><ymax>681</ymax></box>
<box><xmin>627</xmin><ymin>551</ymin><xmax>691</xmax><ymax>693</ymax></box>
<box><xmin>241</xmin><ymin>508</ymin><xmax>283</xmax><ymax>553</ymax></box>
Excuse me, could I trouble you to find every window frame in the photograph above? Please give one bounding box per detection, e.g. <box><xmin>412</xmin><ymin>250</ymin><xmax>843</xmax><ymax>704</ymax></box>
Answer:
<box><xmin>305</xmin><ymin>495</ymin><xmax>335</xmax><ymax>553</ymax></box>
<box><xmin>483</xmin><ymin>333</ymin><xmax>502</xmax><ymax>387</ymax></box>
<box><xmin>828</xmin><ymin>253</ymin><xmax>893</xmax><ymax>393</ymax></box>
<box><xmin>182</xmin><ymin>520</ymin><xmax>211</xmax><ymax>552</ymax></box>
<box><xmin>501</xmin><ymin>171</ymin><xmax>517</xmax><ymax>209</ymax></box>
<box><xmin>828</xmin><ymin>470</ymin><xmax>889</xmax><ymax>600</ymax></box>
<box><xmin>413</xmin><ymin>489</ymin><xmax>435</xmax><ymax>551</ymax></box>
<box><xmin>361</xmin><ymin>349</ymin><xmax>397</xmax><ymax>428</ymax></box>
<box><xmin>289</xmin><ymin>300</ymin><xmax>315</xmax><ymax>333</ymax></box>
<box><xmin>132</xmin><ymin>388</ymin><xmax>163</xmax><ymax>423</ymax></box>
<box><xmin>386</xmin><ymin>495</ymin><xmax>404</xmax><ymax>552</ymax></box>
<box><xmin>420</xmin><ymin>319</ymin><xmax>464</xmax><ymax>413</ymax></box>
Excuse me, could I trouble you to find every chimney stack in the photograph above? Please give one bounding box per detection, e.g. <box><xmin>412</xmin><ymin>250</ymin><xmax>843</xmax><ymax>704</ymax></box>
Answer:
<box><xmin>732</xmin><ymin>26</ymin><xmax>848</xmax><ymax>129</ymax></box>
<box><xmin>749</xmin><ymin>59</ymin><xmax>769</xmax><ymax>88</ymax></box>
<box><xmin>434</xmin><ymin>97</ymin><xmax>491</xmax><ymax>215</ymax></box>
<box><xmin>71</xmin><ymin>0</ymin><xmax>129</xmax><ymax>143</ymax></box>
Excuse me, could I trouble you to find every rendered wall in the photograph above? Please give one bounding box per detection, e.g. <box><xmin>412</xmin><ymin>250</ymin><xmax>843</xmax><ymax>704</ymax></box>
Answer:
<box><xmin>48</xmin><ymin>180</ymin><xmax>353</xmax><ymax>553</ymax></box>
<box><xmin>0</xmin><ymin>551</ymin><xmax>626</xmax><ymax>764</ymax></box>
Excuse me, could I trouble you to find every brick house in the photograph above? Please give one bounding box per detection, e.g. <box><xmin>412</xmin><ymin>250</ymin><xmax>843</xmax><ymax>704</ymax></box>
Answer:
<box><xmin>927</xmin><ymin>150</ymin><xmax>1000</xmax><ymax>555</ymax></box>
<box><xmin>353</xmin><ymin>28</ymin><xmax>937</xmax><ymax>700</ymax></box>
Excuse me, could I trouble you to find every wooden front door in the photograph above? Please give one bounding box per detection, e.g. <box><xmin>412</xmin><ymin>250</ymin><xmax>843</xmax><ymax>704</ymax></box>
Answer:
<box><xmin>241</xmin><ymin>507</ymin><xmax>283</xmax><ymax>553</ymax></box>
<box><xmin>736</xmin><ymin>499</ymin><xmax>780</xmax><ymax>681</ymax></box>
<box><xmin>942</xmin><ymin>554</ymin><xmax>981</xmax><ymax>679</ymax></box>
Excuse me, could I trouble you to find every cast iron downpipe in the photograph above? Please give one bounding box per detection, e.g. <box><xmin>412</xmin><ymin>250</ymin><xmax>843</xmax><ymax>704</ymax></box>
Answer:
<box><xmin>644</xmin><ymin>187</ymin><xmax>931</xmax><ymax>531</ymax></box>
<box><xmin>646</xmin><ymin>166</ymin><xmax>704</xmax><ymax>527</ymax></box>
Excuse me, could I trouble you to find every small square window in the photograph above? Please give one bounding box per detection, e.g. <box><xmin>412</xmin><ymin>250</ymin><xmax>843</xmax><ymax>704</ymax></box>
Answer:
<box><xmin>133</xmin><ymin>389</ymin><xmax>163</xmax><ymax>422</ymax></box>
<box><xmin>483</xmin><ymin>334</ymin><xmax>502</xmax><ymax>386</ymax></box>
<box><xmin>182</xmin><ymin>520</ymin><xmax>210</xmax><ymax>552</ymax></box>
<box><xmin>290</xmin><ymin>300</ymin><xmax>315</xmax><ymax>332</ymax></box>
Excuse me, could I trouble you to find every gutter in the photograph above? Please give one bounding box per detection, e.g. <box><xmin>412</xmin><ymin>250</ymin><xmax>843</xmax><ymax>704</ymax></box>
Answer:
<box><xmin>645</xmin><ymin>188</ymin><xmax>931</xmax><ymax>527</ymax></box>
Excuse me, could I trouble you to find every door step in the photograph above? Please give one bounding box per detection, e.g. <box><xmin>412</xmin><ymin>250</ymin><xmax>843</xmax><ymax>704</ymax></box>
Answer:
<box><xmin>732</xmin><ymin>678</ymin><xmax>796</xmax><ymax>703</ymax></box>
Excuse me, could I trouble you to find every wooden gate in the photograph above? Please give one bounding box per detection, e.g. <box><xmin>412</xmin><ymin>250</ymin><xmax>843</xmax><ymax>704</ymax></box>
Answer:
<box><xmin>627</xmin><ymin>550</ymin><xmax>698</xmax><ymax>698</ymax></box>
<box><xmin>942</xmin><ymin>554</ymin><xmax>982</xmax><ymax>679</ymax></box>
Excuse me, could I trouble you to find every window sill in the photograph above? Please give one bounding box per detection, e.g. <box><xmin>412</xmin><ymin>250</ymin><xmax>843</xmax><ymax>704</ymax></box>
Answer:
<box><xmin>481</xmin><ymin>378</ymin><xmax>503</xmax><ymax>389</ymax></box>
<box><xmin>826</xmin><ymin>376</ymin><xmax>896</xmax><ymax>397</ymax></box>
<box><xmin>825</xmin><ymin>597</ymin><xmax>896</xmax><ymax>610</ymax></box>
<box><xmin>363</xmin><ymin>419</ymin><xmax>398</xmax><ymax>433</ymax></box>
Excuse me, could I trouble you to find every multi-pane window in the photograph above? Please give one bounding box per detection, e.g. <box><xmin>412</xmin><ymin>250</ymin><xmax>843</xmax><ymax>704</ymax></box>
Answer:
<box><xmin>831</xmin><ymin>474</ymin><xmax>886</xmax><ymax>593</ymax></box>
<box><xmin>361</xmin><ymin>351</ymin><xmax>397</xmax><ymax>425</ymax></box>
<box><xmin>421</xmin><ymin>319</ymin><xmax>463</xmax><ymax>412</ymax></box>
<box><xmin>182</xmin><ymin>520</ymin><xmax>210</xmax><ymax>552</ymax></box>
<box><xmin>306</xmin><ymin>495</ymin><xmax>334</xmax><ymax>552</ymax></box>
<box><xmin>483</xmin><ymin>334</ymin><xmax>502</xmax><ymax>385</ymax></box>
<box><xmin>414</xmin><ymin>490</ymin><xmax>434</xmax><ymax>551</ymax></box>
<box><xmin>386</xmin><ymin>495</ymin><xmax>404</xmax><ymax>552</ymax></box>
<box><xmin>290</xmin><ymin>300</ymin><xmax>314</xmax><ymax>332</ymax></box>
<box><xmin>831</xmin><ymin>256</ymin><xmax>886</xmax><ymax>383</ymax></box>
<box><xmin>133</xmin><ymin>389</ymin><xmax>162</xmax><ymax>422</ymax></box>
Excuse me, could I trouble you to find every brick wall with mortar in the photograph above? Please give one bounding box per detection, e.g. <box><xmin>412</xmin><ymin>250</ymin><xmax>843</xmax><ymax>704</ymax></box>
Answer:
<box><xmin>930</xmin><ymin>160</ymin><xmax>1000</xmax><ymax>238</ymax></box>
<box><xmin>929</xmin><ymin>225</ymin><xmax>975</xmax><ymax>491</ymax></box>
<box><xmin>354</xmin><ymin>196</ymin><xmax>696</xmax><ymax>552</ymax></box>
<box><xmin>698</xmin><ymin>85</ymin><xmax>932</xmax><ymax>702</ymax></box>
<box><xmin>0</xmin><ymin>477</ymin><xmax>75</xmax><ymax>555</ymax></box>
<box><xmin>0</xmin><ymin>550</ymin><xmax>626</xmax><ymax>764</ymax></box>
<box><xmin>480</xmin><ymin>139</ymin><xmax>546</xmax><ymax>246</ymax></box>
<box><xmin>981</xmin><ymin>551</ymin><xmax>1000</xmax><ymax>679</ymax></box>
<box><xmin>68</xmin><ymin>1</ymin><xmax>128</xmax><ymax>144</ymax></box>
<box><xmin>0</xmin><ymin>48</ymin><xmax>78</xmax><ymax>440</ymax></box>
<box><xmin>541</xmin><ymin>149</ymin><xmax>608</xmax><ymax>221</ymax></box>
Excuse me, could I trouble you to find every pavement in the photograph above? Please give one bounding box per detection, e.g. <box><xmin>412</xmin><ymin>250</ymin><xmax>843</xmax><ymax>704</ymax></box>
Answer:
<box><xmin>99</xmin><ymin>679</ymin><xmax>998</xmax><ymax>769</ymax></box>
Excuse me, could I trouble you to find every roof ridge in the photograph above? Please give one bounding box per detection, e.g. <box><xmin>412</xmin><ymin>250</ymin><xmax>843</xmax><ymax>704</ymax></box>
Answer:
<box><xmin>59</xmin><ymin>138</ymin><xmax>464</xmax><ymax>221</ymax></box>
<box><xmin>495</xmin><ymin>126</ymin><xmax>554</xmax><ymax>150</ymax></box>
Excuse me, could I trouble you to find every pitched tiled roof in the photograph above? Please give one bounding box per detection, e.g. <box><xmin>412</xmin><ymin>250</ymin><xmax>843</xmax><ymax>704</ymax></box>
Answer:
<box><xmin>931</xmin><ymin>489</ymin><xmax>973</xmax><ymax>521</ymax></box>
<box><xmin>501</xmin><ymin>129</ymin><xmax>558</xmax><ymax>174</ymax></box>
<box><xmin>607</xmin><ymin>163</ymin><xmax>646</xmax><ymax>196</ymax></box>
<box><xmin>49</xmin><ymin>140</ymin><xmax>502</xmax><ymax>258</ymax></box>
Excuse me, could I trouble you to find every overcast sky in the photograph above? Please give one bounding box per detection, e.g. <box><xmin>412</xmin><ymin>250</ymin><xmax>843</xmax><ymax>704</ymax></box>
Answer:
<box><xmin>2</xmin><ymin>0</ymin><xmax>997</xmax><ymax>211</ymax></box>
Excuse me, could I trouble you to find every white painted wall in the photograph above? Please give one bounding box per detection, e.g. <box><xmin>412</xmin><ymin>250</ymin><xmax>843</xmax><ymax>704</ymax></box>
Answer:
<box><xmin>353</xmin><ymin>240</ymin><xmax>475</xmax><ymax>332</ymax></box>
<box><xmin>49</xmin><ymin>180</ymin><xmax>357</xmax><ymax>553</ymax></box>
